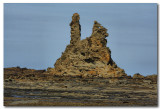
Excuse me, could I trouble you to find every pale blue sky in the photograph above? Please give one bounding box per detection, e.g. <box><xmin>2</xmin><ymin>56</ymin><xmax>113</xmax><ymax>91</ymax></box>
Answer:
<box><xmin>4</xmin><ymin>3</ymin><xmax>157</xmax><ymax>76</ymax></box>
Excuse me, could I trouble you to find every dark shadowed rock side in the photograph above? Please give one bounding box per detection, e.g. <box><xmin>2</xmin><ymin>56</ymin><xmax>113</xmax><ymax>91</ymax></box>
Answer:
<box><xmin>48</xmin><ymin>13</ymin><xmax>127</xmax><ymax>78</ymax></box>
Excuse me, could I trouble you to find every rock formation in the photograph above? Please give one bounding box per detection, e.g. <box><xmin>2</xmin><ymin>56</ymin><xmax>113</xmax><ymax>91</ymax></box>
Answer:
<box><xmin>133</xmin><ymin>73</ymin><xmax>144</xmax><ymax>79</ymax></box>
<box><xmin>52</xmin><ymin>13</ymin><xmax>127</xmax><ymax>78</ymax></box>
<box><xmin>70</xmin><ymin>13</ymin><xmax>81</xmax><ymax>45</ymax></box>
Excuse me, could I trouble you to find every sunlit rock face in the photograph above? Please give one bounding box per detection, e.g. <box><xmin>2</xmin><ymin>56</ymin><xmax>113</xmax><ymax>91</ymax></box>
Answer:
<box><xmin>53</xmin><ymin>13</ymin><xmax>127</xmax><ymax>78</ymax></box>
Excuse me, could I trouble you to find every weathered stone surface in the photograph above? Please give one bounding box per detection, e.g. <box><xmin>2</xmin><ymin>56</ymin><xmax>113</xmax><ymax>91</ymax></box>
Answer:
<box><xmin>70</xmin><ymin>13</ymin><xmax>81</xmax><ymax>45</ymax></box>
<box><xmin>53</xmin><ymin>13</ymin><xmax>127</xmax><ymax>78</ymax></box>
<box><xmin>145</xmin><ymin>74</ymin><xmax>157</xmax><ymax>83</ymax></box>
<box><xmin>145</xmin><ymin>74</ymin><xmax>157</xmax><ymax>80</ymax></box>
<box><xmin>4</xmin><ymin>67</ymin><xmax>46</xmax><ymax>81</ymax></box>
<box><xmin>133</xmin><ymin>73</ymin><xmax>144</xmax><ymax>79</ymax></box>
<box><xmin>4</xmin><ymin>75</ymin><xmax>158</xmax><ymax>106</ymax></box>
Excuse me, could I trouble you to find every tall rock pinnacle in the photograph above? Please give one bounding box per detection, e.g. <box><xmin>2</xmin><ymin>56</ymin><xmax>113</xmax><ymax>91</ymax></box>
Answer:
<box><xmin>53</xmin><ymin>13</ymin><xmax>127</xmax><ymax>78</ymax></box>
<box><xmin>70</xmin><ymin>13</ymin><xmax>81</xmax><ymax>45</ymax></box>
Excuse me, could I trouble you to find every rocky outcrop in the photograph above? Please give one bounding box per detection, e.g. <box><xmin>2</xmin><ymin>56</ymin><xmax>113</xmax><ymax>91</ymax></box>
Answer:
<box><xmin>145</xmin><ymin>74</ymin><xmax>157</xmax><ymax>80</ymax></box>
<box><xmin>52</xmin><ymin>13</ymin><xmax>127</xmax><ymax>78</ymax></box>
<box><xmin>145</xmin><ymin>74</ymin><xmax>157</xmax><ymax>83</ymax></box>
<box><xmin>133</xmin><ymin>73</ymin><xmax>144</xmax><ymax>79</ymax></box>
<box><xmin>4</xmin><ymin>67</ymin><xmax>46</xmax><ymax>81</ymax></box>
<box><xmin>70</xmin><ymin>13</ymin><xmax>81</xmax><ymax>45</ymax></box>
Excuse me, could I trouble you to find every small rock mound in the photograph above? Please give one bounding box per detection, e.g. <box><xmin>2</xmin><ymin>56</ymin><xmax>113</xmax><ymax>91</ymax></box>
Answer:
<box><xmin>52</xmin><ymin>13</ymin><xmax>127</xmax><ymax>78</ymax></box>
<box><xmin>133</xmin><ymin>73</ymin><xmax>144</xmax><ymax>79</ymax></box>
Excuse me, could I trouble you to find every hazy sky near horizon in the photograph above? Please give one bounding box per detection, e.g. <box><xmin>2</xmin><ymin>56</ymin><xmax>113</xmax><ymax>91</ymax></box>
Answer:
<box><xmin>4</xmin><ymin>3</ymin><xmax>157</xmax><ymax>76</ymax></box>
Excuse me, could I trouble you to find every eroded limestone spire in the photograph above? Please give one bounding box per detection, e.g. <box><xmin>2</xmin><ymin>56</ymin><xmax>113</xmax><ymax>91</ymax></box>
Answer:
<box><xmin>92</xmin><ymin>21</ymin><xmax>108</xmax><ymax>38</ymax></box>
<box><xmin>70</xmin><ymin>13</ymin><xmax>81</xmax><ymax>45</ymax></box>
<box><xmin>53</xmin><ymin>14</ymin><xmax>127</xmax><ymax>78</ymax></box>
<box><xmin>90</xmin><ymin>21</ymin><xmax>109</xmax><ymax>47</ymax></box>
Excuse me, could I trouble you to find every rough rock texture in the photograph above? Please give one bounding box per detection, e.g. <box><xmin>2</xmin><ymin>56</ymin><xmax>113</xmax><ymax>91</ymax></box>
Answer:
<box><xmin>70</xmin><ymin>13</ymin><xmax>81</xmax><ymax>45</ymax></box>
<box><xmin>53</xmin><ymin>13</ymin><xmax>127</xmax><ymax>78</ymax></box>
<box><xmin>145</xmin><ymin>74</ymin><xmax>157</xmax><ymax>83</ymax></box>
<box><xmin>133</xmin><ymin>73</ymin><xmax>144</xmax><ymax>79</ymax></box>
<box><xmin>4</xmin><ymin>67</ymin><xmax>158</xmax><ymax>106</ymax></box>
<box><xmin>4</xmin><ymin>67</ymin><xmax>46</xmax><ymax>81</ymax></box>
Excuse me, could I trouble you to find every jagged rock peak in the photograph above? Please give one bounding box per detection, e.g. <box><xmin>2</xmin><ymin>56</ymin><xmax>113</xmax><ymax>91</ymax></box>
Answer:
<box><xmin>92</xmin><ymin>21</ymin><xmax>108</xmax><ymax>38</ymax></box>
<box><xmin>70</xmin><ymin>13</ymin><xmax>81</xmax><ymax>45</ymax></box>
<box><xmin>52</xmin><ymin>13</ymin><xmax>127</xmax><ymax>78</ymax></box>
